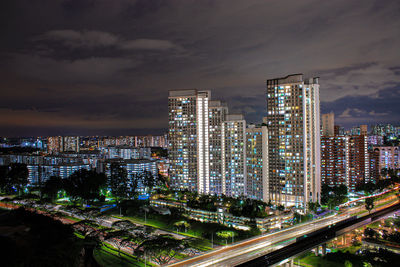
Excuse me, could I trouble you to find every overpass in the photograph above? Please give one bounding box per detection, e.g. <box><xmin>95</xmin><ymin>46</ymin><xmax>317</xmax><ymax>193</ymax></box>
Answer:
<box><xmin>237</xmin><ymin>202</ymin><xmax>400</xmax><ymax>266</ymax></box>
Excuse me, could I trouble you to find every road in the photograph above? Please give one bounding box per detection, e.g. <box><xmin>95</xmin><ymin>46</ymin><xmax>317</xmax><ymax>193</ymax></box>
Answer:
<box><xmin>169</xmin><ymin>193</ymin><xmax>398</xmax><ymax>267</ymax></box>
<box><xmin>239</xmin><ymin>202</ymin><xmax>400</xmax><ymax>267</ymax></box>
<box><xmin>168</xmin><ymin>213</ymin><xmax>348</xmax><ymax>267</ymax></box>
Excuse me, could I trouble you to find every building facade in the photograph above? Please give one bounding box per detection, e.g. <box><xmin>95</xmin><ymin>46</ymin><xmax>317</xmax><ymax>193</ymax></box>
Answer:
<box><xmin>246</xmin><ymin>124</ymin><xmax>268</xmax><ymax>201</ymax></box>
<box><xmin>321</xmin><ymin>113</ymin><xmax>335</xmax><ymax>136</ymax></box>
<box><xmin>208</xmin><ymin>100</ymin><xmax>228</xmax><ymax>195</ymax></box>
<box><xmin>265</xmin><ymin>74</ymin><xmax>321</xmax><ymax>208</ymax></box>
<box><xmin>321</xmin><ymin>136</ymin><xmax>348</xmax><ymax>187</ymax></box>
<box><xmin>221</xmin><ymin>115</ymin><xmax>247</xmax><ymax>197</ymax></box>
<box><xmin>348</xmin><ymin>135</ymin><xmax>369</xmax><ymax>189</ymax></box>
<box><xmin>168</xmin><ymin>89</ymin><xmax>210</xmax><ymax>193</ymax></box>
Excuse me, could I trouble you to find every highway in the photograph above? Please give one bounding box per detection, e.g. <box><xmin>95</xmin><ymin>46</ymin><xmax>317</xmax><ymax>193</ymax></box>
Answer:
<box><xmin>169</xmin><ymin>193</ymin><xmax>399</xmax><ymax>267</ymax></box>
<box><xmin>239</xmin><ymin>202</ymin><xmax>400</xmax><ymax>266</ymax></box>
<box><xmin>169</xmin><ymin>212</ymin><xmax>350</xmax><ymax>267</ymax></box>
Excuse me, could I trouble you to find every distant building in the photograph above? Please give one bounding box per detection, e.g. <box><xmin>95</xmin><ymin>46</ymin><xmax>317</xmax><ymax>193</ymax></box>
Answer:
<box><xmin>101</xmin><ymin>146</ymin><xmax>151</xmax><ymax>160</ymax></box>
<box><xmin>47</xmin><ymin>136</ymin><xmax>80</xmax><ymax>154</ymax></box>
<box><xmin>334</xmin><ymin>125</ymin><xmax>345</xmax><ymax>136</ymax></box>
<box><xmin>371</xmin><ymin>124</ymin><xmax>397</xmax><ymax>137</ymax></box>
<box><xmin>372</xmin><ymin>146</ymin><xmax>400</xmax><ymax>175</ymax></box>
<box><xmin>100</xmin><ymin>159</ymin><xmax>158</xmax><ymax>194</ymax></box>
<box><xmin>350</xmin><ymin>126</ymin><xmax>366</xmax><ymax>136</ymax></box>
<box><xmin>321</xmin><ymin>113</ymin><xmax>335</xmax><ymax>136</ymax></box>
<box><xmin>265</xmin><ymin>74</ymin><xmax>321</xmax><ymax>207</ymax></box>
<box><xmin>368</xmin><ymin>135</ymin><xmax>384</xmax><ymax>147</ymax></box>
<box><xmin>360</xmin><ymin>125</ymin><xmax>368</xmax><ymax>135</ymax></box>
<box><xmin>27</xmin><ymin>163</ymin><xmax>90</xmax><ymax>185</ymax></box>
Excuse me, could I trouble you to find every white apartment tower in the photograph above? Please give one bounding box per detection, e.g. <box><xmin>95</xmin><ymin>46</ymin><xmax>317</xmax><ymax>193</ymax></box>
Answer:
<box><xmin>209</xmin><ymin>100</ymin><xmax>228</xmax><ymax>194</ymax></box>
<box><xmin>168</xmin><ymin>89</ymin><xmax>210</xmax><ymax>193</ymax></box>
<box><xmin>221</xmin><ymin>114</ymin><xmax>247</xmax><ymax>197</ymax></box>
<box><xmin>265</xmin><ymin>74</ymin><xmax>321</xmax><ymax>208</ymax></box>
<box><xmin>246</xmin><ymin>124</ymin><xmax>269</xmax><ymax>201</ymax></box>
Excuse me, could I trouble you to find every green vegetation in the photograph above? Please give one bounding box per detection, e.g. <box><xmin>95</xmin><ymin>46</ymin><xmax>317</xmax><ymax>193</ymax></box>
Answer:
<box><xmin>321</xmin><ymin>184</ymin><xmax>348</xmax><ymax>208</ymax></box>
<box><xmin>365</xmin><ymin>197</ymin><xmax>375</xmax><ymax>214</ymax></box>
<box><xmin>216</xmin><ymin>230</ymin><xmax>236</xmax><ymax>245</ymax></box>
<box><xmin>135</xmin><ymin>234</ymin><xmax>188</xmax><ymax>265</ymax></box>
<box><xmin>0</xmin><ymin>163</ymin><xmax>29</xmax><ymax>195</ymax></box>
<box><xmin>94</xmin><ymin>243</ymin><xmax>147</xmax><ymax>266</ymax></box>
<box><xmin>63</xmin><ymin>169</ymin><xmax>107</xmax><ymax>204</ymax></box>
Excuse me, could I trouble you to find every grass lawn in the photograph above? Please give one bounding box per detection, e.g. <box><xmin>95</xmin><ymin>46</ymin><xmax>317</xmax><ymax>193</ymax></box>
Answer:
<box><xmin>114</xmin><ymin>209</ymin><xmax>258</xmax><ymax>248</ymax></box>
<box><xmin>99</xmin><ymin>243</ymin><xmax>152</xmax><ymax>267</ymax></box>
<box><xmin>296</xmin><ymin>250</ymin><xmax>365</xmax><ymax>267</ymax></box>
<box><xmin>296</xmin><ymin>253</ymin><xmax>338</xmax><ymax>267</ymax></box>
<box><xmin>94</xmin><ymin>247</ymin><xmax>148</xmax><ymax>267</ymax></box>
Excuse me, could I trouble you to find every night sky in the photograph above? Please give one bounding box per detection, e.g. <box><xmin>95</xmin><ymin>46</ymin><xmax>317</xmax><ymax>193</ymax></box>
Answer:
<box><xmin>1</xmin><ymin>0</ymin><xmax>400</xmax><ymax>137</ymax></box>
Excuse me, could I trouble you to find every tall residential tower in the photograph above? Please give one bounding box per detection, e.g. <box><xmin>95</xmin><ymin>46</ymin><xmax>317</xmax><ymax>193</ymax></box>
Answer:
<box><xmin>168</xmin><ymin>89</ymin><xmax>210</xmax><ymax>193</ymax></box>
<box><xmin>265</xmin><ymin>74</ymin><xmax>321</xmax><ymax>208</ymax></box>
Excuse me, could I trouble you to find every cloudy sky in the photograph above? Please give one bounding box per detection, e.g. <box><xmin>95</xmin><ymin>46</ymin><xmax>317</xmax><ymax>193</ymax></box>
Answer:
<box><xmin>1</xmin><ymin>0</ymin><xmax>400</xmax><ymax>136</ymax></box>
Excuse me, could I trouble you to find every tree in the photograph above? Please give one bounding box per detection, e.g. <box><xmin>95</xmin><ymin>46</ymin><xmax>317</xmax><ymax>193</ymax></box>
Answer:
<box><xmin>112</xmin><ymin>220</ymin><xmax>136</xmax><ymax>231</ymax></box>
<box><xmin>344</xmin><ymin>260</ymin><xmax>353</xmax><ymax>267</ymax></box>
<box><xmin>174</xmin><ymin>220</ymin><xmax>190</xmax><ymax>232</ymax></box>
<box><xmin>158</xmin><ymin>172</ymin><xmax>170</xmax><ymax>188</ymax></box>
<box><xmin>135</xmin><ymin>234</ymin><xmax>187</xmax><ymax>265</ymax></box>
<box><xmin>365</xmin><ymin>197</ymin><xmax>375</xmax><ymax>214</ymax></box>
<box><xmin>381</xmin><ymin>168</ymin><xmax>388</xmax><ymax>178</ymax></box>
<box><xmin>0</xmin><ymin>163</ymin><xmax>29</xmax><ymax>195</ymax></box>
<box><xmin>108</xmin><ymin>163</ymin><xmax>129</xmax><ymax>213</ymax></box>
<box><xmin>63</xmin><ymin>169</ymin><xmax>107</xmax><ymax>204</ymax></box>
<box><xmin>321</xmin><ymin>184</ymin><xmax>348</xmax><ymax>208</ymax></box>
<box><xmin>216</xmin><ymin>230</ymin><xmax>236</xmax><ymax>245</ymax></box>
<box><xmin>105</xmin><ymin>230</ymin><xmax>132</xmax><ymax>256</ymax></box>
<box><xmin>277</xmin><ymin>204</ymin><xmax>285</xmax><ymax>212</ymax></box>
<box><xmin>308</xmin><ymin>201</ymin><xmax>320</xmax><ymax>213</ymax></box>
<box><xmin>141</xmin><ymin>171</ymin><xmax>155</xmax><ymax>194</ymax></box>
<box><xmin>359</xmin><ymin>182</ymin><xmax>376</xmax><ymax>196</ymax></box>
<box><xmin>42</xmin><ymin>176</ymin><xmax>63</xmax><ymax>201</ymax></box>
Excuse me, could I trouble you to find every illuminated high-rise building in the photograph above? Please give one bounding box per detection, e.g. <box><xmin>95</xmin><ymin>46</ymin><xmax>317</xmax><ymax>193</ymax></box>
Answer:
<box><xmin>246</xmin><ymin>124</ymin><xmax>268</xmax><ymax>201</ymax></box>
<box><xmin>348</xmin><ymin>135</ymin><xmax>369</xmax><ymax>189</ymax></box>
<box><xmin>371</xmin><ymin>146</ymin><xmax>400</xmax><ymax>176</ymax></box>
<box><xmin>47</xmin><ymin>136</ymin><xmax>80</xmax><ymax>154</ymax></box>
<box><xmin>47</xmin><ymin>136</ymin><xmax>63</xmax><ymax>154</ymax></box>
<box><xmin>168</xmin><ymin>89</ymin><xmax>210</xmax><ymax>193</ymax></box>
<box><xmin>208</xmin><ymin>100</ymin><xmax>228</xmax><ymax>194</ymax></box>
<box><xmin>321</xmin><ymin>136</ymin><xmax>348</xmax><ymax>187</ymax></box>
<box><xmin>265</xmin><ymin>74</ymin><xmax>321</xmax><ymax>208</ymax></box>
<box><xmin>63</xmin><ymin>136</ymin><xmax>80</xmax><ymax>152</ymax></box>
<box><xmin>221</xmin><ymin>114</ymin><xmax>246</xmax><ymax>197</ymax></box>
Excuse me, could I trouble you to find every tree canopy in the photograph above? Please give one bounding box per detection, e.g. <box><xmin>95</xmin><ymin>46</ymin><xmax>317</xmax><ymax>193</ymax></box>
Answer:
<box><xmin>321</xmin><ymin>184</ymin><xmax>348</xmax><ymax>207</ymax></box>
<box><xmin>135</xmin><ymin>234</ymin><xmax>187</xmax><ymax>265</ymax></box>
<box><xmin>42</xmin><ymin>175</ymin><xmax>63</xmax><ymax>200</ymax></box>
<box><xmin>0</xmin><ymin>163</ymin><xmax>29</xmax><ymax>194</ymax></box>
<box><xmin>63</xmin><ymin>169</ymin><xmax>106</xmax><ymax>203</ymax></box>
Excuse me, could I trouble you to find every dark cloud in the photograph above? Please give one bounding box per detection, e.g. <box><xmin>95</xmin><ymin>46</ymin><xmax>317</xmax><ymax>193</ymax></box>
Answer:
<box><xmin>322</xmin><ymin>86</ymin><xmax>400</xmax><ymax>128</ymax></box>
<box><xmin>1</xmin><ymin>0</ymin><xmax>400</xmax><ymax>136</ymax></box>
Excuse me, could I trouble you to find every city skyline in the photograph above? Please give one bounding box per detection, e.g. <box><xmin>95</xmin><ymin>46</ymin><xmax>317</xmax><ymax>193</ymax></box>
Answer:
<box><xmin>1</xmin><ymin>0</ymin><xmax>400</xmax><ymax>137</ymax></box>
